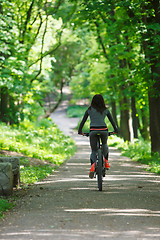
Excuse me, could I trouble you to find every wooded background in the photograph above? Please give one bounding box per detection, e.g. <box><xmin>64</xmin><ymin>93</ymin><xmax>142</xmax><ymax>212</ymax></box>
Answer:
<box><xmin>0</xmin><ymin>0</ymin><xmax>160</xmax><ymax>154</ymax></box>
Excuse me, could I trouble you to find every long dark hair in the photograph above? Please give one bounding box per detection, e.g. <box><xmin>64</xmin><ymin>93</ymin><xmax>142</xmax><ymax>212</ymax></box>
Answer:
<box><xmin>90</xmin><ymin>94</ymin><xmax>107</xmax><ymax>113</ymax></box>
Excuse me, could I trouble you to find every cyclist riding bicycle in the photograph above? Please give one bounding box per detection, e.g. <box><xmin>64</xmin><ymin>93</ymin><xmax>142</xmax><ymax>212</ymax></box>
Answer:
<box><xmin>78</xmin><ymin>94</ymin><xmax>118</xmax><ymax>178</ymax></box>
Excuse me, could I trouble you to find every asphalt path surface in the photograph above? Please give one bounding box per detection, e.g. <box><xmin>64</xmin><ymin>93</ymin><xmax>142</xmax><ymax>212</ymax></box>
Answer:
<box><xmin>0</xmin><ymin>101</ymin><xmax>160</xmax><ymax>240</ymax></box>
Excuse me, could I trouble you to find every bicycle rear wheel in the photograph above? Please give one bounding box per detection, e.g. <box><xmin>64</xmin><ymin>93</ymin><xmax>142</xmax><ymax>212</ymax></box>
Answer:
<box><xmin>97</xmin><ymin>149</ymin><xmax>103</xmax><ymax>191</ymax></box>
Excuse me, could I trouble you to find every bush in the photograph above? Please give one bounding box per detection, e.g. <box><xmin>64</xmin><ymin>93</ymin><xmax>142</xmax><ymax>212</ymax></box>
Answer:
<box><xmin>0</xmin><ymin>199</ymin><xmax>13</xmax><ymax>218</ymax></box>
<box><xmin>20</xmin><ymin>164</ymin><xmax>53</xmax><ymax>184</ymax></box>
<box><xmin>67</xmin><ymin>105</ymin><xmax>88</xmax><ymax>118</ymax></box>
<box><xmin>108</xmin><ymin>136</ymin><xmax>160</xmax><ymax>174</ymax></box>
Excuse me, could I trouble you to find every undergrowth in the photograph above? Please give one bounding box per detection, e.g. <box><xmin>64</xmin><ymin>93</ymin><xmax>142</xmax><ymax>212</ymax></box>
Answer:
<box><xmin>108</xmin><ymin>136</ymin><xmax>160</xmax><ymax>174</ymax></box>
<box><xmin>67</xmin><ymin>105</ymin><xmax>88</xmax><ymax>118</ymax></box>
<box><xmin>20</xmin><ymin>159</ymin><xmax>54</xmax><ymax>185</ymax></box>
<box><xmin>0</xmin><ymin>118</ymin><xmax>76</xmax><ymax>164</ymax></box>
<box><xmin>0</xmin><ymin>198</ymin><xmax>14</xmax><ymax>218</ymax></box>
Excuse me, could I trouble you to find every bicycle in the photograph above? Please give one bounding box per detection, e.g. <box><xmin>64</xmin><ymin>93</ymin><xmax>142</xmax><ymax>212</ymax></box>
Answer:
<box><xmin>83</xmin><ymin>131</ymin><xmax>115</xmax><ymax>191</ymax></box>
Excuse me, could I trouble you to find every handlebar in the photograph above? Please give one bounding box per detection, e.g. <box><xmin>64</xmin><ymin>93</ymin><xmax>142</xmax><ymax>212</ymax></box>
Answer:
<box><xmin>82</xmin><ymin>131</ymin><xmax>117</xmax><ymax>137</ymax></box>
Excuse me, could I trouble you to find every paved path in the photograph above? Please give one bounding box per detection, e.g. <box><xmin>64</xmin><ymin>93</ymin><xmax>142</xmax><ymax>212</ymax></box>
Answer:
<box><xmin>0</xmin><ymin>102</ymin><xmax>160</xmax><ymax>239</ymax></box>
<box><xmin>50</xmin><ymin>100</ymin><xmax>80</xmax><ymax>136</ymax></box>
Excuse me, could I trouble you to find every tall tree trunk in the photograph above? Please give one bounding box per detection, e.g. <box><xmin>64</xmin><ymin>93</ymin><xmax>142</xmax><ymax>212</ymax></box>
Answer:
<box><xmin>131</xmin><ymin>96</ymin><xmax>138</xmax><ymax>139</ymax></box>
<box><xmin>111</xmin><ymin>100</ymin><xmax>118</xmax><ymax>127</ymax></box>
<box><xmin>0</xmin><ymin>87</ymin><xmax>9</xmax><ymax>123</ymax></box>
<box><xmin>141</xmin><ymin>0</ymin><xmax>160</xmax><ymax>153</ymax></box>
<box><xmin>119</xmin><ymin>97</ymin><xmax>130</xmax><ymax>141</ymax></box>
<box><xmin>139</xmin><ymin>108</ymin><xmax>150</xmax><ymax>141</ymax></box>
<box><xmin>148</xmin><ymin>84</ymin><xmax>160</xmax><ymax>154</ymax></box>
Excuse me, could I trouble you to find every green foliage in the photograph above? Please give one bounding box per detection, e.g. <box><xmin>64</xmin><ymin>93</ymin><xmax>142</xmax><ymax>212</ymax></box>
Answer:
<box><xmin>0</xmin><ymin>0</ymin><xmax>69</xmax><ymax>124</ymax></box>
<box><xmin>20</xmin><ymin>164</ymin><xmax>53</xmax><ymax>184</ymax></box>
<box><xmin>0</xmin><ymin>0</ymin><xmax>160</xmax><ymax>153</ymax></box>
<box><xmin>50</xmin><ymin>39</ymin><xmax>81</xmax><ymax>94</ymax></box>
<box><xmin>19</xmin><ymin>157</ymin><xmax>54</xmax><ymax>185</ymax></box>
<box><xmin>108</xmin><ymin>136</ymin><xmax>160</xmax><ymax>175</ymax></box>
<box><xmin>120</xmin><ymin>139</ymin><xmax>151</xmax><ymax>161</ymax></box>
<box><xmin>69</xmin><ymin>0</ymin><xmax>160</xmax><ymax>151</ymax></box>
<box><xmin>69</xmin><ymin>34</ymin><xmax>101</xmax><ymax>100</ymax></box>
<box><xmin>0</xmin><ymin>118</ymin><xmax>76</xmax><ymax>164</ymax></box>
<box><xmin>67</xmin><ymin>105</ymin><xmax>88</xmax><ymax>118</ymax></box>
<box><xmin>149</xmin><ymin>158</ymin><xmax>160</xmax><ymax>175</ymax></box>
<box><xmin>0</xmin><ymin>198</ymin><xmax>14</xmax><ymax>218</ymax></box>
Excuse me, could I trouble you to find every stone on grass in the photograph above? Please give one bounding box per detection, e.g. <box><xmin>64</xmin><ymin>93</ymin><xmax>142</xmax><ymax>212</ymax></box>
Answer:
<box><xmin>0</xmin><ymin>157</ymin><xmax>20</xmax><ymax>187</ymax></box>
<box><xmin>0</xmin><ymin>162</ymin><xmax>13</xmax><ymax>196</ymax></box>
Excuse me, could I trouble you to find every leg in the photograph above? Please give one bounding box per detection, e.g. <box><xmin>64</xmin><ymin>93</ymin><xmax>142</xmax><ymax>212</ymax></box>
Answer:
<box><xmin>100</xmin><ymin>131</ymin><xmax>109</xmax><ymax>158</ymax></box>
<box><xmin>89</xmin><ymin>131</ymin><xmax>98</xmax><ymax>163</ymax></box>
<box><xmin>100</xmin><ymin>131</ymin><xmax>110</xmax><ymax>169</ymax></box>
<box><xmin>89</xmin><ymin>131</ymin><xmax>98</xmax><ymax>178</ymax></box>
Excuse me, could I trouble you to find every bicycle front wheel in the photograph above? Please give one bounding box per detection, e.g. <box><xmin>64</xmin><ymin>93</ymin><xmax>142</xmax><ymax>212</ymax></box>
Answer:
<box><xmin>97</xmin><ymin>149</ymin><xmax>103</xmax><ymax>191</ymax></box>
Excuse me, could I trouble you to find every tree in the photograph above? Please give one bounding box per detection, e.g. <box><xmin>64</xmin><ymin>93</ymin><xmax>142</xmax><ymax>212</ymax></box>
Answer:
<box><xmin>142</xmin><ymin>0</ymin><xmax>160</xmax><ymax>154</ymax></box>
<box><xmin>0</xmin><ymin>0</ymin><xmax>26</xmax><ymax>123</ymax></box>
<box><xmin>122</xmin><ymin>0</ymin><xmax>160</xmax><ymax>152</ymax></box>
<box><xmin>0</xmin><ymin>0</ymin><xmax>65</xmax><ymax>123</ymax></box>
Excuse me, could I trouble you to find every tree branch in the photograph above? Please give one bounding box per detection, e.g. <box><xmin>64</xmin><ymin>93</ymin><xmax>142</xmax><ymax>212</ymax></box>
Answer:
<box><xmin>28</xmin><ymin>12</ymin><xmax>43</xmax><ymax>52</ymax></box>
<box><xmin>28</xmin><ymin>28</ymin><xmax>63</xmax><ymax>68</ymax></box>
<box><xmin>94</xmin><ymin>21</ymin><xmax>108</xmax><ymax>59</ymax></box>
<box><xmin>30</xmin><ymin>14</ymin><xmax>48</xmax><ymax>83</ymax></box>
<box><xmin>21</xmin><ymin>0</ymin><xmax>35</xmax><ymax>43</ymax></box>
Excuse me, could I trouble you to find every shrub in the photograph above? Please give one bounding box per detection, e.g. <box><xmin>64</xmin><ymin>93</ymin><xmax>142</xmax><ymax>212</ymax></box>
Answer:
<box><xmin>0</xmin><ymin>199</ymin><xmax>13</xmax><ymax>218</ymax></box>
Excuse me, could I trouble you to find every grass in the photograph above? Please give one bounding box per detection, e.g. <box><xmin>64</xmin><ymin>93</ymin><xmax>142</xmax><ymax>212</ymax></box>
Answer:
<box><xmin>108</xmin><ymin>136</ymin><xmax>160</xmax><ymax>174</ymax></box>
<box><xmin>20</xmin><ymin>160</ymin><xmax>54</xmax><ymax>185</ymax></box>
<box><xmin>0</xmin><ymin>198</ymin><xmax>14</xmax><ymax>218</ymax></box>
<box><xmin>0</xmin><ymin>118</ymin><xmax>76</xmax><ymax>164</ymax></box>
<box><xmin>67</xmin><ymin>105</ymin><xmax>88</xmax><ymax>118</ymax></box>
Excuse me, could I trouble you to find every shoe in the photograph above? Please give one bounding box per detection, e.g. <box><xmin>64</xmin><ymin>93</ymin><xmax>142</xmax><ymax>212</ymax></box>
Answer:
<box><xmin>104</xmin><ymin>158</ymin><xmax>110</xmax><ymax>170</ymax></box>
<box><xmin>89</xmin><ymin>163</ymin><xmax>95</xmax><ymax>179</ymax></box>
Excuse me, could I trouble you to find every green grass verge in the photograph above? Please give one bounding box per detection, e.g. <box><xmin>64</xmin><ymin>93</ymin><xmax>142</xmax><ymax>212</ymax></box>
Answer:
<box><xmin>67</xmin><ymin>105</ymin><xmax>88</xmax><ymax>118</ymax></box>
<box><xmin>108</xmin><ymin>136</ymin><xmax>160</xmax><ymax>174</ymax></box>
<box><xmin>0</xmin><ymin>198</ymin><xmax>14</xmax><ymax>218</ymax></box>
<box><xmin>20</xmin><ymin>161</ymin><xmax>54</xmax><ymax>185</ymax></box>
<box><xmin>0</xmin><ymin>118</ymin><xmax>76</xmax><ymax>164</ymax></box>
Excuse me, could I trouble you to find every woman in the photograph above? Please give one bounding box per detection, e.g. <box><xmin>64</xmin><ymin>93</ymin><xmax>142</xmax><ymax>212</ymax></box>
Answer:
<box><xmin>78</xmin><ymin>94</ymin><xmax>118</xmax><ymax>178</ymax></box>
